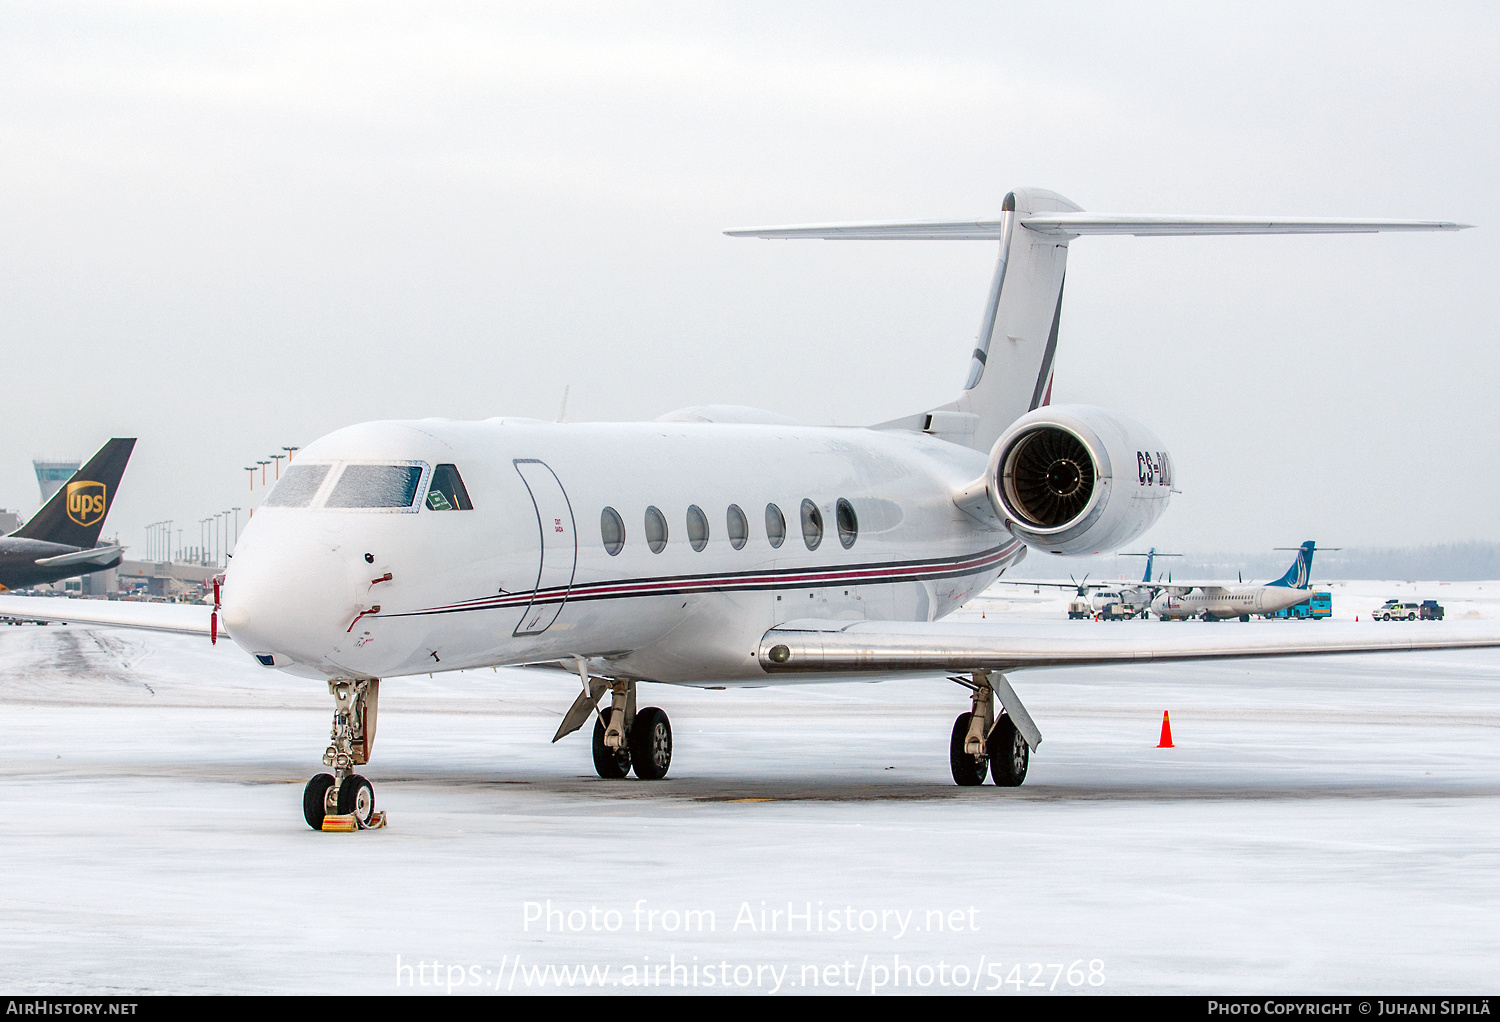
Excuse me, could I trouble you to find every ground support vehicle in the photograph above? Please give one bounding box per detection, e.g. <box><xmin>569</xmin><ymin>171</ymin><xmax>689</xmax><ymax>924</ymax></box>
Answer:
<box><xmin>1375</xmin><ymin>600</ymin><xmax>1419</xmax><ymax>621</ymax></box>
<box><xmin>1265</xmin><ymin>591</ymin><xmax>1333</xmax><ymax>620</ymax></box>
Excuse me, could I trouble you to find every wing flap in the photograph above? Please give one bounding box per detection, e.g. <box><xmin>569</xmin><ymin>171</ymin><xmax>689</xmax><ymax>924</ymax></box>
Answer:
<box><xmin>759</xmin><ymin>619</ymin><xmax>1500</xmax><ymax>674</ymax></box>
<box><xmin>0</xmin><ymin>594</ymin><xmax>214</xmax><ymax>637</ymax></box>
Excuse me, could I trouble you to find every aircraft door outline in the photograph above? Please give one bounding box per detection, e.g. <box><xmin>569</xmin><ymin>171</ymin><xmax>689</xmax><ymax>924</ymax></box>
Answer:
<box><xmin>512</xmin><ymin>459</ymin><xmax>578</xmax><ymax>636</ymax></box>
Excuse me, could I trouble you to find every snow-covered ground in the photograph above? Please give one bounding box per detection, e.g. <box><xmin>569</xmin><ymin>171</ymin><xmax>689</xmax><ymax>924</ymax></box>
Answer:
<box><xmin>1</xmin><ymin>580</ymin><xmax>1498</xmax><ymax>995</ymax></box>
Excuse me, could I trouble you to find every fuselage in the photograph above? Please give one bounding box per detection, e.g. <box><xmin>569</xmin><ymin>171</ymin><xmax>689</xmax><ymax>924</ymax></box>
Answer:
<box><xmin>1152</xmin><ymin>585</ymin><xmax>1308</xmax><ymax>620</ymax></box>
<box><xmin>0</xmin><ymin>536</ymin><xmax>122</xmax><ymax>590</ymax></box>
<box><xmin>220</xmin><ymin>418</ymin><xmax>1026</xmax><ymax>685</ymax></box>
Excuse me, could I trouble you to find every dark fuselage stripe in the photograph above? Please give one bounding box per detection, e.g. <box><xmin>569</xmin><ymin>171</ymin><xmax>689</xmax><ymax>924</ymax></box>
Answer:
<box><xmin>385</xmin><ymin>541</ymin><xmax>1022</xmax><ymax>620</ymax></box>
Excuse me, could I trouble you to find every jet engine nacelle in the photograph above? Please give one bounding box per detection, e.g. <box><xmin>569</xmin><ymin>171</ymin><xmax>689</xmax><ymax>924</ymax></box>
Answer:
<box><xmin>986</xmin><ymin>404</ymin><xmax>1173</xmax><ymax>556</ymax></box>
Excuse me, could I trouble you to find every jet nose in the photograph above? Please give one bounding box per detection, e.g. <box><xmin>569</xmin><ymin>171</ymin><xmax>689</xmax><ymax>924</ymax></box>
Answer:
<box><xmin>221</xmin><ymin>516</ymin><xmax>359</xmax><ymax>669</ymax></box>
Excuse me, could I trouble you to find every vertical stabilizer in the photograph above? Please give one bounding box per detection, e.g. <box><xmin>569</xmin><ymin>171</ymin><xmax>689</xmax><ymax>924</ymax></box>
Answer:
<box><xmin>1267</xmin><ymin>541</ymin><xmax>1317</xmax><ymax>589</ymax></box>
<box><xmin>933</xmin><ymin>187</ymin><xmax>1077</xmax><ymax>451</ymax></box>
<box><xmin>14</xmin><ymin>439</ymin><xmax>136</xmax><ymax>549</ymax></box>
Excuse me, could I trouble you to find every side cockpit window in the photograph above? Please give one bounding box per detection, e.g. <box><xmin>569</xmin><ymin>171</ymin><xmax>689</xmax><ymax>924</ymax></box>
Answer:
<box><xmin>262</xmin><ymin>464</ymin><xmax>330</xmax><ymax>508</ymax></box>
<box><xmin>425</xmin><ymin>464</ymin><xmax>474</xmax><ymax>511</ymax></box>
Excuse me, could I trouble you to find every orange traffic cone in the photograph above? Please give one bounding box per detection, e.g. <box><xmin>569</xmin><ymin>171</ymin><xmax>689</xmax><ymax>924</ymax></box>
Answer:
<box><xmin>1157</xmin><ymin>711</ymin><xmax>1174</xmax><ymax>748</ymax></box>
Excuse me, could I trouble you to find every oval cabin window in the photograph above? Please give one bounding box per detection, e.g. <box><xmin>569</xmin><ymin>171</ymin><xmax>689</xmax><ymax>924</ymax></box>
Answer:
<box><xmin>801</xmin><ymin>499</ymin><xmax>824</xmax><ymax>551</ymax></box>
<box><xmin>836</xmin><ymin>498</ymin><xmax>858</xmax><ymax>549</ymax></box>
<box><xmin>600</xmin><ymin>507</ymin><xmax>625</xmax><ymax>556</ymax></box>
<box><xmin>644</xmin><ymin>506</ymin><xmax>668</xmax><ymax>554</ymax></box>
<box><xmin>686</xmin><ymin>505</ymin><xmax>709</xmax><ymax>552</ymax></box>
<box><xmin>726</xmin><ymin>504</ymin><xmax>748</xmax><ymax>550</ymax></box>
<box><xmin>765</xmin><ymin>504</ymin><xmax>786</xmax><ymax>549</ymax></box>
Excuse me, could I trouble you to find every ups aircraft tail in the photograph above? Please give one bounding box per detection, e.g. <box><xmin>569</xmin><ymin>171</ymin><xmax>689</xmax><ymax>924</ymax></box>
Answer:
<box><xmin>13</xmin><ymin>438</ymin><xmax>136</xmax><ymax>549</ymax></box>
<box><xmin>728</xmin><ymin>191</ymin><xmax>1467</xmax><ymax>453</ymax></box>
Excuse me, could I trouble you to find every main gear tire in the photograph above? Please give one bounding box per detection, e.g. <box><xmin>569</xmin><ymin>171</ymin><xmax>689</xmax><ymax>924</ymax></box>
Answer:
<box><xmin>988</xmin><ymin>716</ymin><xmax>1030</xmax><ymax>787</ymax></box>
<box><xmin>948</xmin><ymin>712</ymin><xmax>989</xmax><ymax>786</ymax></box>
<box><xmin>592</xmin><ymin>708</ymin><xmax>631</xmax><ymax>779</ymax></box>
<box><xmin>629</xmin><ymin>706</ymin><xmax>673</xmax><ymax>780</ymax></box>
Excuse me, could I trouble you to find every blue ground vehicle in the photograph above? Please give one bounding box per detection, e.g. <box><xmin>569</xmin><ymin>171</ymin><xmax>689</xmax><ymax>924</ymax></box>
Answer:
<box><xmin>1266</xmin><ymin>591</ymin><xmax>1332</xmax><ymax>620</ymax></box>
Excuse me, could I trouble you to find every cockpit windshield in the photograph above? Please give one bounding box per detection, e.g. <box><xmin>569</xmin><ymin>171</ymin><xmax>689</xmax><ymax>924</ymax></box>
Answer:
<box><xmin>325</xmin><ymin>464</ymin><xmax>425</xmax><ymax>509</ymax></box>
<box><xmin>262</xmin><ymin>464</ymin><xmax>331</xmax><ymax>508</ymax></box>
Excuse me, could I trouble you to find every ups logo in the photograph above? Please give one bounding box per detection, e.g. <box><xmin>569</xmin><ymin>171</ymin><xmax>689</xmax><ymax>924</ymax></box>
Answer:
<box><xmin>66</xmin><ymin>480</ymin><xmax>107</xmax><ymax>528</ymax></box>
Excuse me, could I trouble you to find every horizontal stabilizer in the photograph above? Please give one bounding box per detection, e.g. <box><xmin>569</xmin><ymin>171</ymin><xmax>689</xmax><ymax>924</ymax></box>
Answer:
<box><xmin>33</xmin><ymin>545</ymin><xmax>124</xmax><ymax>570</ymax></box>
<box><xmin>1022</xmin><ymin>214</ymin><xmax>1472</xmax><ymax>237</ymax></box>
<box><xmin>727</xmin><ymin>219</ymin><xmax>1014</xmax><ymax>240</ymax></box>
<box><xmin>726</xmin><ymin>215</ymin><xmax>1471</xmax><ymax>241</ymax></box>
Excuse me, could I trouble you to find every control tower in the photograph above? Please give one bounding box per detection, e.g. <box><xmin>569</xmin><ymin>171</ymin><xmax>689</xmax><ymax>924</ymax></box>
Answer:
<box><xmin>34</xmin><ymin>459</ymin><xmax>80</xmax><ymax>505</ymax></box>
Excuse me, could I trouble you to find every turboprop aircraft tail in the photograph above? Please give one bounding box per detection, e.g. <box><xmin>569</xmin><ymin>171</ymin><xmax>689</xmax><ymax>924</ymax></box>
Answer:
<box><xmin>1267</xmin><ymin>541</ymin><xmax>1317</xmax><ymax>589</ymax></box>
<box><xmin>1121</xmin><ymin>547</ymin><xmax>1181</xmax><ymax>584</ymax></box>
<box><xmin>12</xmin><ymin>438</ymin><xmax>136</xmax><ymax>549</ymax></box>
<box><xmin>727</xmin><ymin>196</ymin><xmax>1467</xmax><ymax>454</ymax></box>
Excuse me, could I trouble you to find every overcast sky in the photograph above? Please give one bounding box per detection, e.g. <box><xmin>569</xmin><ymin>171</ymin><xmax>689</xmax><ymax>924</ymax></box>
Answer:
<box><xmin>2</xmin><ymin>1</ymin><xmax>1496</xmax><ymax>559</ymax></box>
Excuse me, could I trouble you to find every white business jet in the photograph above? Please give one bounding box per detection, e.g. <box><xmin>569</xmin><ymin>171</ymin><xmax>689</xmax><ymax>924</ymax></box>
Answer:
<box><xmin>0</xmin><ymin>188</ymin><xmax>1486</xmax><ymax>830</ymax></box>
<box><xmin>1152</xmin><ymin>541</ymin><xmax>1326</xmax><ymax>621</ymax></box>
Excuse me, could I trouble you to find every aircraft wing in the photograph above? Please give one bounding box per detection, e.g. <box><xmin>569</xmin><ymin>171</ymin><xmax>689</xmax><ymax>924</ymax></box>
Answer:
<box><xmin>32</xmin><ymin>545</ymin><xmax>125</xmax><ymax>570</ymax></box>
<box><xmin>0</xmin><ymin>594</ymin><xmax>214</xmax><ymax>637</ymax></box>
<box><xmin>758</xmin><ymin>619</ymin><xmax>1500</xmax><ymax>674</ymax></box>
<box><xmin>988</xmin><ymin>580</ymin><xmax>1091</xmax><ymax>590</ymax></box>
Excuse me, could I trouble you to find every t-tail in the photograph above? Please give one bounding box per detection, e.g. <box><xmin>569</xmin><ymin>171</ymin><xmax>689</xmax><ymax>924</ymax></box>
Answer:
<box><xmin>1121</xmin><ymin>547</ymin><xmax>1180</xmax><ymax>584</ymax></box>
<box><xmin>728</xmin><ymin>194</ymin><xmax>1467</xmax><ymax>453</ymax></box>
<box><xmin>1268</xmin><ymin>541</ymin><xmax>1317</xmax><ymax>589</ymax></box>
<box><xmin>12</xmin><ymin>438</ymin><xmax>136</xmax><ymax>549</ymax></box>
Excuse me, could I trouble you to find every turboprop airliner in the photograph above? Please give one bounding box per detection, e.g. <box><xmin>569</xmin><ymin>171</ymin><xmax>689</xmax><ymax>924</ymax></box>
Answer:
<box><xmin>0</xmin><ymin>188</ymin><xmax>1490</xmax><ymax>832</ymax></box>
<box><xmin>1152</xmin><ymin>541</ymin><xmax>1322</xmax><ymax>621</ymax></box>
<box><xmin>998</xmin><ymin>547</ymin><xmax>1181</xmax><ymax>618</ymax></box>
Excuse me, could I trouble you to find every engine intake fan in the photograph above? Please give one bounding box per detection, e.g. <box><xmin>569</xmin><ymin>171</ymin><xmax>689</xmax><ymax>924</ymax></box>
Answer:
<box><xmin>1003</xmin><ymin>427</ymin><xmax>1096</xmax><ymax>528</ymax></box>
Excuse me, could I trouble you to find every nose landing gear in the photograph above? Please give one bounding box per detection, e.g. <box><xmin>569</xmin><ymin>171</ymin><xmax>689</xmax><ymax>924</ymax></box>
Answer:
<box><xmin>303</xmin><ymin>678</ymin><xmax>386</xmax><ymax>831</ymax></box>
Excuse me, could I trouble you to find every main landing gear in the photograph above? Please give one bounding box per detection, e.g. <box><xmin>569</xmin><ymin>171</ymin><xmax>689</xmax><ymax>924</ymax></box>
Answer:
<box><xmin>553</xmin><ymin>662</ymin><xmax>672</xmax><ymax>781</ymax></box>
<box><xmin>303</xmin><ymin>678</ymin><xmax>386</xmax><ymax>831</ymax></box>
<box><xmin>948</xmin><ymin>670</ymin><xmax>1042</xmax><ymax>788</ymax></box>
